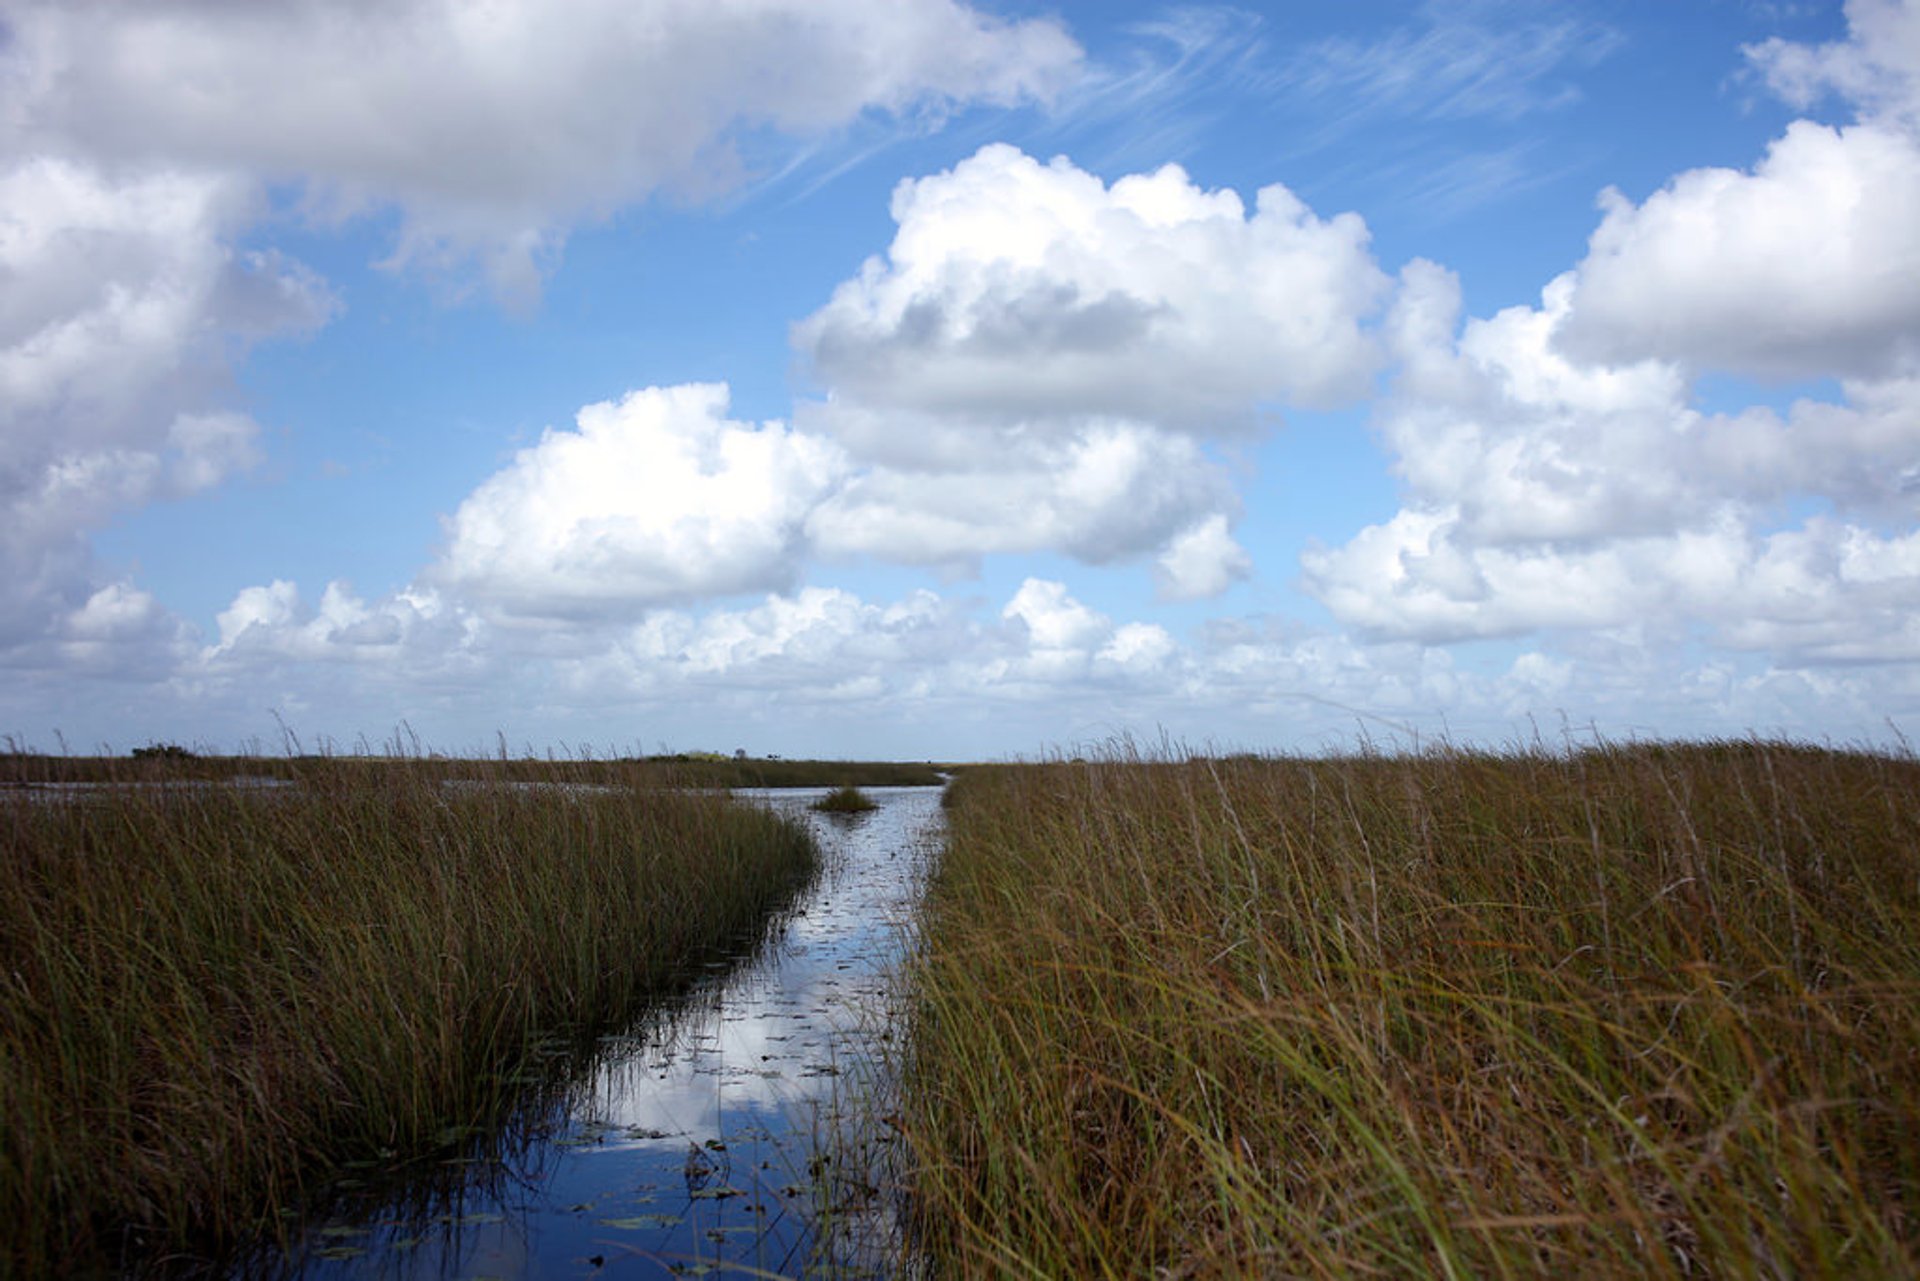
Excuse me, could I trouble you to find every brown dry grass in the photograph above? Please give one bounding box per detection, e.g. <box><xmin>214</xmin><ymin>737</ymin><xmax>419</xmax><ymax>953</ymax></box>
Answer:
<box><xmin>905</xmin><ymin>741</ymin><xmax>1920</xmax><ymax>1277</ymax></box>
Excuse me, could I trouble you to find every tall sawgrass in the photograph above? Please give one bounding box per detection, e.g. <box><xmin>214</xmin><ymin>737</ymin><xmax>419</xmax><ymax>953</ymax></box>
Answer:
<box><xmin>0</xmin><ymin>760</ymin><xmax>817</xmax><ymax>1275</ymax></box>
<box><xmin>814</xmin><ymin>784</ymin><xmax>881</xmax><ymax>814</ymax></box>
<box><xmin>906</xmin><ymin>741</ymin><xmax>1920</xmax><ymax>1276</ymax></box>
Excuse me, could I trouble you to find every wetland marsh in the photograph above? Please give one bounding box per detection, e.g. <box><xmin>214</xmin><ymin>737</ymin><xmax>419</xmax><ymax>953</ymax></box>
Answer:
<box><xmin>261</xmin><ymin>785</ymin><xmax>942</xmax><ymax>1279</ymax></box>
<box><xmin>6</xmin><ymin>742</ymin><xmax>1919</xmax><ymax>1278</ymax></box>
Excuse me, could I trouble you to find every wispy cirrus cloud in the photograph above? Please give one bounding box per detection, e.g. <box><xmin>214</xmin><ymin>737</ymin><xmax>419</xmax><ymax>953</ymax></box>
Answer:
<box><xmin>1033</xmin><ymin>6</ymin><xmax>1276</xmax><ymax>169</ymax></box>
<box><xmin>1276</xmin><ymin>1</ymin><xmax>1622</xmax><ymax>130</ymax></box>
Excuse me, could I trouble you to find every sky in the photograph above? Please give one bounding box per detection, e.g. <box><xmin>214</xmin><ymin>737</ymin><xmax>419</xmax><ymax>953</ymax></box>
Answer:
<box><xmin>4</xmin><ymin>0</ymin><xmax>1919</xmax><ymax>760</ymax></box>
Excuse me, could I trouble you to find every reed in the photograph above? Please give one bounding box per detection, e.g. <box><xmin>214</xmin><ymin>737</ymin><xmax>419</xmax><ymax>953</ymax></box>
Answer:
<box><xmin>905</xmin><ymin>740</ymin><xmax>1920</xmax><ymax>1277</ymax></box>
<box><xmin>813</xmin><ymin>784</ymin><xmax>881</xmax><ymax>814</ymax></box>
<box><xmin>0</xmin><ymin>759</ymin><xmax>817</xmax><ymax>1275</ymax></box>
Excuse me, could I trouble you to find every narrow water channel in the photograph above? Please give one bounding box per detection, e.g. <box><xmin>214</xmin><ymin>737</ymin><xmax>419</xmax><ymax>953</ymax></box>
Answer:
<box><xmin>265</xmin><ymin>784</ymin><xmax>943</xmax><ymax>1280</ymax></box>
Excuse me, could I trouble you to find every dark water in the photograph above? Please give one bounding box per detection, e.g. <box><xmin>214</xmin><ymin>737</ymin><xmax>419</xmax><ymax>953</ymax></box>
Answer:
<box><xmin>261</xmin><ymin>785</ymin><xmax>942</xmax><ymax>1280</ymax></box>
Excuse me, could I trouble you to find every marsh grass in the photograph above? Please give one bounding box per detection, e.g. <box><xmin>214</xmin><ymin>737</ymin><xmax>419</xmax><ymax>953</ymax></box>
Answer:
<box><xmin>906</xmin><ymin>741</ymin><xmax>1920</xmax><ymax>1277</ymax></box>
<box><xmin>813</xmin><ymin>785</ymin><xmax>881</xmax><ymax>815</ymax></box>
<box><xmin>0</xmin><ymin>758</ymin><xmax>817</xmax><ymax>1275</ymax></box>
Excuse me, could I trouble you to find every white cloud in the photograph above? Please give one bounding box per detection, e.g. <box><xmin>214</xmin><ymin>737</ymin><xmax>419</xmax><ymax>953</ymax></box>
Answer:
<box><xmin>580</xmin><ymin>586</ymin><xmax>968</xmax><ymax>703</ymax></box>
<box><xmin>207</xmin><ymin>578</ymin><xmax>476</xmax><ymax>663</ymax></box>
<box><xmin>5</xmin><ymin>0</ymin><xmax>1081</xmax><ymax>300</ymax></box>
<box><xmin>1002</xmin><ymin>578</ymin><xmax>1109</xmax><ymax>652</ymax></box>
<box><xmin>1554</xmin><ymin>1</ymin><xmax>1920</xmax><ymax>381</ymax></box>
<box><xmin>1297</xmin><ymin>6</ymin><xmax>1920</xmax><ymax>665</ymax></box>
<box><xmin>0</xmin><ymin>0</ymin><xmax>1081</xmax><ymax>666</ymax></box>
<box><xmin>8</xmin><ymin>552</ymin><xmax>1914</xmax><ymax>754</ymax></box>
<box><xmin>55</xmin><ymin>582</ymin><xmax>195</xmax><ymax>678</ymax></box>
<box><xmin>411</xmin><ymin>146</ymin><xmax>1382</xmax><ymax>604</ymax></box>
<box><xmin>1097</xmin><ymin>621</ymin><xmax>1177</xmax><ymax>673</ymax></box>
<box><xmin>792</xmin><ymin>143</ymin><xmax>1386</xmax><ymax>581</ymax></box>
<box><xmin>1747</xmin><ymin>0</ymin><xmax>1920</xmax><ymax>129</ymax></box>
<box><xmin>1154</xmin><ymin>514</ymin><xmax>1252</xmax><ymax>601</ymax></box>
<box><xmin>798</xmin><ymin>143</ymin><xmax>1387</xmax><ymax>435</ymax></box>
<box><xmin>1556</xmin><ymin>119</ymin><xmax>1920</xmax><ymax>379</ymax></box>
<box><xmin>1302</xmin><ymin>254</ymin><xmax>1920</xmax><ymax>661</ymax></box>
<box><xmin>0</xmin><ymin>157</ymin><xmax>333</xmax><ymax>648</ymax></box>
<box><xmin>1278</xmin><ymin>2</ymin><xmax>1621</xmax><ymax>126</ymax></box>
<box><xmin>806</xmin><ymin>419</ymin><xmax>1235</xmax><ymax>571</ymax></box>
<box><xmin>434</xmin><ymin>384</ymin><xmax>847</xmax><ymax>622</ymax></box>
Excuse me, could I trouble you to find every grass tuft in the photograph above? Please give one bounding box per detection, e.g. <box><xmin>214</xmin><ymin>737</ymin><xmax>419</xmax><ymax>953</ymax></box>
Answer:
<box><xmin>813</xmin><ymin>784</ymin><xmax>881</xmax><ymax>814</ymax></box>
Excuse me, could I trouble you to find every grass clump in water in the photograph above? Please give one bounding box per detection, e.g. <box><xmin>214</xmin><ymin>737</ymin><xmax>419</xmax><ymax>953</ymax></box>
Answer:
<box><xmin>904</xmin><ymin>740</ymin><xmax>1920</xmax><ymax>1277</ymax></box>
<box><xmin>0</xmin><ymin>757</ymin><xmax>817</xmax><ymax>1275</ymax></box>
<box><xmin>813</xmin><ymin>784</ymin><xmax>880</xmax><ymax>814</ymax></box>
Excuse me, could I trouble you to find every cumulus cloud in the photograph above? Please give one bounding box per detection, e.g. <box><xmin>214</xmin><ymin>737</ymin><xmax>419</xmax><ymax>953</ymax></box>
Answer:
<box><xmin>1003</xmin><ymin>578</ymin><xmax>1109</xmax><ymax>652</ymax></box>
<box><xmin>1303</xmin><ymin>256</ymin><xmax>1920</xmax><ymax>660</ymax></box>
<box><xmin>807</xmin><ymin>420</ymin><xmax>1236</xmax><ymax>573</ymax></box>
<box><xmin>1554</xmin><ymin>0</ymin><xmax>1920</xmax><ymax>380</ymax></box>
<box><xmin>0</xmin><ymin>0</ymin><xmax>1084</xmax><ymax>667</ymax></box>
<box><xmin>5</xmin><ymin>0</ymin><xmax>1081</xmax><ymax>299</ymax></box>
<box><xmin>1747</xmin><ymin>0</ymin><xmax>1920</xmax><ymax>129</ymax></box>
<box><xmin>791</xmin><ymin>143</ymin><xmax>1384</xmax><ymax>587</ymax></box>
<box><xmin>0</xmin><ymin>157</ymin><xmax>334</xmax><ymax>648</ymax></box>
<box><xmin>419</xmin><ymin>146</ymin><xmax>1374</xmax><ymax>604</ymax></box>
<box><xmin>1556</xmin><ymin>119</ymin><xmax>1920</xmax><ymax>378</ymax></box>
<box><xmin>557</xmin><ymin>577</ymin><xmax>1188</xmax><ymax>720</ymax></box>
<box><xmin>797</xmin><ymin>143</ymin><xmax>1387</xmax><ymax>436</ymax></box>
<box><xmin>208</xmin><ymin>579</ymin><xmax>462</xmax><ymax>661</ymax></box>
<box><xmin>54</xmin><ymin>582</ymin><xmax>196</xmax><ymax>678</ymax></box>
<box><xmin>1303</xmin><ymin>3</ymin><xmax>1920</xmax><ymax>665</ymax></box>
<box><xmin>584</xmin><ymin>586</ymin><xmax>968</xmax><ymax>705</ymax></box>
<box><xmin>1155</xmin><ymin>514</ymin><xmax>1252</xmax><ymax>602</ymax></box>
<box><xmin>435</xmin><ymin>384</ymin><xmax>846</xmax><ymax>622</ymax></box>
<box><xmin>13</xmin><ymin>554</ymin><xmax>1913</xmax><ymax>754</ymax></box>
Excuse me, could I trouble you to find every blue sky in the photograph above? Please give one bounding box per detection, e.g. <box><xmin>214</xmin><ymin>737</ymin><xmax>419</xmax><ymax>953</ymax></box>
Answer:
<box><xmin>6</xmin><ymin>0</ymin><xmax>1919</xmax><ymax>759</ymax></box>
